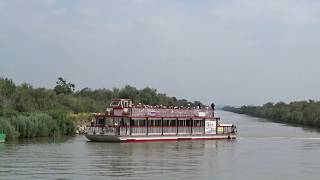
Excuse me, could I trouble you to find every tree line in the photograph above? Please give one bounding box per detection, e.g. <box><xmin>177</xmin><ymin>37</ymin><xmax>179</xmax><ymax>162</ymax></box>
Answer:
<box><xmin>0</xmin><ymin>77</ymin><xmax>200</xmax><ymax>140</ymax></box>
<box><xmin>223</xmin><ymin>100</ymin><xmax>320</xmax><ymax>127</ymax></box>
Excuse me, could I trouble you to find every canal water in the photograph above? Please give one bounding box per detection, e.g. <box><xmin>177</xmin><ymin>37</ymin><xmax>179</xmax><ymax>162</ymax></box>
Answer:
<box><xmin>1</xmin><ymin>111</ymin><xmax>320</xmax><ymax>180</ymax></box>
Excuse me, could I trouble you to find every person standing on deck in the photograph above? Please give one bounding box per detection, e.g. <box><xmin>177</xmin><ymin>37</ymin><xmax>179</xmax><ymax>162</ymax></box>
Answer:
<box><xmin>211</xmin><ymin>103</ymin><xmax>215</xmax><ymax>117</ymax></box>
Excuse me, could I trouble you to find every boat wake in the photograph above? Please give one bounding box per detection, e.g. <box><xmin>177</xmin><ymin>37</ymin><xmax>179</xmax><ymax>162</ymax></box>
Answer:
<box><xmin>239</xmin><ymin>136</ymin><xmax>320</xmax><ymax>140</ymax></box>
<box><xmin>270</xmin><ymin>137</ymin><xmax>320</xmax><ymax>140</ymax></box>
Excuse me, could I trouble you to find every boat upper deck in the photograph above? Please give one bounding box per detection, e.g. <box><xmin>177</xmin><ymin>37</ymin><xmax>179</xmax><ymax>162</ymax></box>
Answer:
<box><xmin>130</xmin><ymin>107</ymin><xmax>214</xmax><ymax>119</ymax></box>
<box><xmin>106</xmin><ymin>99</ymin><xmax>217</xmax><ymax>119</ymax></box>
<box><xmin>109</xmin><ymin>107</ymin><xmax>217</xmax><ymax>119</ymax></box>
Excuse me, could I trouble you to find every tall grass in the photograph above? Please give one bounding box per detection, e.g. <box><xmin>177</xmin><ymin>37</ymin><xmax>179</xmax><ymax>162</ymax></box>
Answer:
<box><xmin>0</xmin><ymin>111</ymin><xmax>76</xmax><ymax>140</ymax></box>
<box><xmin>0</xmin><ymin>118</ymin><xmax>19</xmax><ymax>140</ymax></box>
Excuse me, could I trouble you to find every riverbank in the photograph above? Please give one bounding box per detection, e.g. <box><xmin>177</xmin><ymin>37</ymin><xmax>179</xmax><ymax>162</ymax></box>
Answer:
<box><xmin>0</xmin><ymin>77</ymin><xmax>201</xmax><ymax>141</ymax></box>
<box><xmin>223</xmin><ymin>100</ymin><xmax>320</xmax><ymax>128</ymax></box>
<box><xmin>0</xmin><ymin>110</ymin><xmax>95</xmax><ymax>141</ymax></box>
<box><xmin>0</xmin><ymin>111</ymin><xmax>76</xmax><ymax>140</ymax></box>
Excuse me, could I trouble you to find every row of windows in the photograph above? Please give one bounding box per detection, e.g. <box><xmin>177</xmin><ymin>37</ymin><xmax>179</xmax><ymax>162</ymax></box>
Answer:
<box><xmin>96</xmin><ymin>117</ymin><xmax>208</xmax><ymax>127</ymax></box>
<box><xmin>131</xmin><ymin>119</ymin><xmax>205</xmax><ymax>127</ymax></box>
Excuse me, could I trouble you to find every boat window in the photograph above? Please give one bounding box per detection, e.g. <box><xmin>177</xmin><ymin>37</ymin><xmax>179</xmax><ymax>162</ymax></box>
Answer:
<box><xmin>139</xmin><ymin>120</ymin><xmax>146</xmax><ymax>126</ymax></box>
<box><xmin>110</xmin><ymin>101</ymin><xmax>121</xmax><ymax>107</ymax></box>
<box><xmin>163</xmin><ymin>120</ymin><xmax>169</xmax><ymax>126</ymax></box>
<box><xmin>124</xmin><ymin>101</ymin><xmax>128</xmax><ymax>107</ymax></box>
<box><xmin>148</xmin><ymin>119</ymin><xmax>161</xmax><ymax>126</ymax></box>
<box><xmin>132</xmin><ymin>119</ymin><xmax>146</xmax><ymax>126</ymax></box>
<box><xmin>169</xmin><ymin>120</ymin><xmax>176</xmax><ymax>126</ymax></box>
<box><xmin>163</xmin><ymin>119</ymin><xmax>176</xmax><ymax>126</ymax></box>
<box><xmin>155</xmin><ymin>120</ymin><xmax>161</xmax><ymax>126</ymax></box>
<box><xmin>178</xmin><ymin>119</ymin><xmax>188</xmax><ymax>126</ymax></box>
<box><xmin>96</xmin><ymin>117</ymin><xmax>105</xmax><ymax>125</ymax></box>
<box><xmin>186</xmin><ymin>119</ymin><xmax>191</xmax><ymax>127</ymax></box>
<box><xmin>193</xmin><ymin>120</ymin><xmax>203</xmax><ymax>127</ymax></box>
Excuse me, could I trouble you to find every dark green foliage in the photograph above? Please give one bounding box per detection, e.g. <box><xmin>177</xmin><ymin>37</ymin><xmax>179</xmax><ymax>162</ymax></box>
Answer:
<box><xmin>0</xmin><ymin>112</ymin><xmax>75</xmax><ymax>140</ymax></box>
<box><xmin>74</xmin><ymin>85</ymin><xmax>195</xmax><ymax>107</ymax></box>
<box><xmin>1</xmin><ymin>77</ymin><xmax>196</xmax><ymax>113</ymax></box>
<box><xmin>0</xmin><ymin>78</ymin><xmax>16</xmax><ymax>109</ymax></box>
<box><xmin>0</xmin><ymin>117</ymin><xmax>19</xmax><ymax>140</ymax></box>
<box><xmin>54</xmin><ymin>77</ymin><xmax>75</xmax><ymax>95</ymax></box>
<box><xmin>223</xmin><ymin>100</ymin><xmax>320</xmax><ymax>127</ymax></box>
<box><xmin>0</xmin><ymin>77</ymin><xmax>199</xmax><ymax>140</ymax></box>
<box><xmin>46</xmin><ymin>110</ymin><xmax>76</xmax><ymax>135</ymax></box>
<box><xmin>0</xmin><ymin>108</ymin><xmax>18</xmax><ymax>117</ymax></box>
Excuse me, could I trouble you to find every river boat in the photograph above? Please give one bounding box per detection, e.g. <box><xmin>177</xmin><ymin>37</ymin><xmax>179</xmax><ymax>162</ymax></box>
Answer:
<box><xmin>0</xmin><ymin>131</ymin><xmax>6</xmax><ymax>143</ymax></box>
<box><xmin>86</xmin><ymin>99</ymin><xmax>237</xmax><ymax>142</ymax></box>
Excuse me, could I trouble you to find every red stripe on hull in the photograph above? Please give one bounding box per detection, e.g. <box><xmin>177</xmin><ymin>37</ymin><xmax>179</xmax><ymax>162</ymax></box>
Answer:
<box><xmin>123</xmin><ymin>137</ymin><xmax>234</xmax><ymax>143</ymax></box>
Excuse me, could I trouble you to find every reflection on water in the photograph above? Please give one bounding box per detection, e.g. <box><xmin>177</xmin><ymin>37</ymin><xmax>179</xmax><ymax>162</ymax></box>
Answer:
<box><xmin>0</xmin><ymin>111</ymin><xmax>320</xmax><ymax>180</ymax></box>
<box><xmin>82</xmin><ymin>140</ymin><xmax>236</xmax><ymax>179</ymax></box>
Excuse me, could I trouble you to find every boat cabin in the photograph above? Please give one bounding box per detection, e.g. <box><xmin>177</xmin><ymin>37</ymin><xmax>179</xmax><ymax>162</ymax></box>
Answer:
<box><xmin>88</xmin><ymin>99</ymin><xmax>236</xmax><ymax>137</ymax></box>
<box><xmin>109</xmin><ymin>99</ymin><xmax>132</xmax><ymax>108</ymax></box>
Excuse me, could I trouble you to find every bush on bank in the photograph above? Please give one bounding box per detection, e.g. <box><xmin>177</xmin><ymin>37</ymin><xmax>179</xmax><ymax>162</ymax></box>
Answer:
<box><xmin>0</xmin><ymin>111</ymin><xmax>76</xmax><ymax>140</ymax></box>
<box><xmin>0</xmin><ymin>77</ymin><xmax>201</xmax><ymax>141</ymax></box>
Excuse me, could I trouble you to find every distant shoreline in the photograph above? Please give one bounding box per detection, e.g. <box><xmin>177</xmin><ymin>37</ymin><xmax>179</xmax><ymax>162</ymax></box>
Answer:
<box><xmin>223</xmin><ymin>100</ymin><xmax>320</xmax><ymax>129</ymax></box>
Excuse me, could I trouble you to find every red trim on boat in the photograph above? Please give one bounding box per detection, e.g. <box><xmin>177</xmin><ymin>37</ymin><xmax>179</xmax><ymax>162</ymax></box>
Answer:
<box><xmin>123</xmin><ymin>136</ymin><xmax>231</xmax><ymax>143</ymax></box>
<box><xmin>107</xmin><ymin>115</ymin><xmax>216</xmax><ymax>119</ymax></box>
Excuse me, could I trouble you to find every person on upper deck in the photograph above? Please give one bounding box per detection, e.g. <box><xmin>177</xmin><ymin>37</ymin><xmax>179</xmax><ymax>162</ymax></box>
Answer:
<box><xmin>197</xmin><ymin>103</ymin><xmax>202</xmax><ymax>109</ymax></box>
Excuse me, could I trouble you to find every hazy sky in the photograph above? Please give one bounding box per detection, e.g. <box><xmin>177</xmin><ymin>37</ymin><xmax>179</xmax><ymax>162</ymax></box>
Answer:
<box><xmin>1</xmin><ymin>0</ymin><xmax>320</xmax><ymax>105</ymax></box>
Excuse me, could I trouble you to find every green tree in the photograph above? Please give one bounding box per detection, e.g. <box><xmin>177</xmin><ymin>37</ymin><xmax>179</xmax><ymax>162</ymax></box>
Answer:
<box><xmin>0</xmin><ymin>76</ymin><xmax>201</xmax><ymax>141</ymax></box>
<box><xmin>0</xmin><ymin>78</ymin><xmax>16</xmax><ymax>109</ymax></box>
<box><xmin>54</xmin><ymin>77</ymin><xmax>75</xmax><ymax>95</ymax></box>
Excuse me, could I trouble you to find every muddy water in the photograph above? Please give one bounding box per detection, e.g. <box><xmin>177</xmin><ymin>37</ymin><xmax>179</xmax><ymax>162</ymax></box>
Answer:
<box><xmin>1</xmin><ymin>111</ymin><xmax>320</xmax><ymax>180</ymax></box>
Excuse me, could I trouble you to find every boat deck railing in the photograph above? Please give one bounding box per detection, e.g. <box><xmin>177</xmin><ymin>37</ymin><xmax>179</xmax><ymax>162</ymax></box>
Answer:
<box><xmin>131</xmin><ymin>108</ymin><xmax>214</xmax><ymax>118</ymax></box>
<box><xmin>87</xmin><ymin>125</ymin><xmax>234</xmax><ymax>136</ymax></box>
